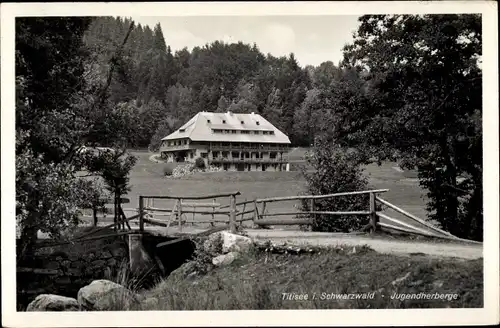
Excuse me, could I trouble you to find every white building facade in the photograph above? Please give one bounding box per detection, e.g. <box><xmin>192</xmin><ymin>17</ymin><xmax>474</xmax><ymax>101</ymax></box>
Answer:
<box><xmin>159</xmin><ymin>111</ymin><xmax>291</xmax><ymax>171</ymax></box>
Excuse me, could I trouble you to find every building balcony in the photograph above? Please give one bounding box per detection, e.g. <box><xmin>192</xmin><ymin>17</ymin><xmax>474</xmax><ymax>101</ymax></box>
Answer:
<box><xmin>160</xmin><ymin>144</ymin><xmax>192</xmax><ymax>152</ymax></box>
<box><xmin>209</xmin><ymin>157</ymin><xmax>289</xmax><ymax>164</ymax></box>
<box><xmin>209</xmin><ymin>145</ymin><xmax>289</xmax><ymax>152</ymax></box>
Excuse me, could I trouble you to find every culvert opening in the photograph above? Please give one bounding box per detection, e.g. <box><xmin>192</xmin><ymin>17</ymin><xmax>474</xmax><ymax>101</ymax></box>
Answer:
<box><xmin>140</xmin><ymin>233</ymin><xmax>197</xmax><ymax>277</ymax></box>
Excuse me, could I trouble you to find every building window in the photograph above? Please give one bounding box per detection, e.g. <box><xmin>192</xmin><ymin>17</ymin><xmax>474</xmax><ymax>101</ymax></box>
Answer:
<box><xmin>190</xmin><ymin>152</ymin><xmax>194</xmax><ymax>159</ymax></box>
<box><xmin>224</xmin><ymin>130</ymin><xmax>230</xmax><ymax>134</ymax></box>
<box><xmin>241</xmin><ymin>130</ymin><xmax>250</xmax><ymax>134</ymax></box>
<box><xmin>222</xmin><ymin>120</ymin><xmax>226</xmax><ymax>124</ymax></box>
<box><xmin>270</xmin><ymin>152</ymin><xmax>277</xmax><ymax>159</ymax></box>
<box><xmin>201</xmin><ymin>152</ymin><xmax>207</xmax><ymax>158</ymax></box>
<box><xmin>213</xmin><ymin>151</ymin><xmax>219</xmax><ymax>159</ymax></box>
<box><xmin>270</xmin><ymin>131</ymin><xmax>275</xmax><ymax>135</ymax></box>
<box><xmin>254</xmin><ymin>131</ymin><xmax>259</xmax><ymax>135</ymax></box>
<box><xmin>256</xmin><ymin>121</ymin><xmax>260</xmax><ymax>125</ymax></box>
<box><xmin>241</xmin><ymin>120</ymin><xmax>245</xmax><ymax>124</ymax></box>
<box><xmin>207</xmin><ymin>119</ymin><xmax>211</xmax><ymax>123</ymax></box>
<box><xmin>231</xmin><ymin>130</ymin><xmax>237</xmax><ymax>134</ymax></box>
<box><xmin>223</xmin><ymin>163</ymin><xmax>229</xmax><ymax>171</ymax></box>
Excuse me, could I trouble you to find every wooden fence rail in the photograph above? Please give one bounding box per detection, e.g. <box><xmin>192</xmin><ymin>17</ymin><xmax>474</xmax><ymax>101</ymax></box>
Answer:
<box><xmin>139</xmin><ymin>191</ymin><xmax>241</xmax><ymax>234</ymax></box>
<box><xmin>136</xmin><ymin>188</ymin><xmax>480</xmax><ymax>244</ymax></box>
<box><xmin>252</xmin><ymin>189</ymin><xmax>389</xmax><ymax>231</ymax></box>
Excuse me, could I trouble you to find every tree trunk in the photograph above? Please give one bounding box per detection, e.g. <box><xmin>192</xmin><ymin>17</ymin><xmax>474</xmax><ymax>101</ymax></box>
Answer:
<box><xmin>443</xmin><ymin>136</ymin><xmax>459</xmax><ymax>236</ymax></box>
<box><xmin>18</xmin><ymin>221</ymin><xmax>38</xmax><ymax>264</ymax></box>
<box><xmin>92</xmin><ymin>204</ymin><xmax>98</xmax><ymax>227</ymax></box>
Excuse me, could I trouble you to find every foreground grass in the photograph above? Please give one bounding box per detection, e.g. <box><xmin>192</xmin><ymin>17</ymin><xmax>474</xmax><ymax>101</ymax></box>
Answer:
<box><xmin>130</xmin><ymin>246</ymin><xmax>482</xmax><ymax>310</ymax></box>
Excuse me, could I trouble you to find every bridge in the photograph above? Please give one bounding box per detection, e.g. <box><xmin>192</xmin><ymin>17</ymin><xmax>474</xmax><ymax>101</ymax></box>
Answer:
<box><xmin>32</xmin><ymin>189</ymin><xmax>482</xmax><ymax>280</ymax></box>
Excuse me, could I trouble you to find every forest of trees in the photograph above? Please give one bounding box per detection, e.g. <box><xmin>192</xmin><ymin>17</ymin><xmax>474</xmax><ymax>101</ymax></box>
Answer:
<box><xmin>15</xmin><ymin>15</ymin><xmax>483</xmax><ymax>243</ymax></box>
<box><xmin>81</xmin><ymin>17</ymin><xmax>349</xmax><ymax>149</ymax></box>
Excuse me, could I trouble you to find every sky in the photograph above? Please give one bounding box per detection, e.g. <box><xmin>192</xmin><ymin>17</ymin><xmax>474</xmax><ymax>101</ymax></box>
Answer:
<box><xmin>130</xmin><ymin>16</ymin><xmax>361</xmax><ymax>67</ymax></box>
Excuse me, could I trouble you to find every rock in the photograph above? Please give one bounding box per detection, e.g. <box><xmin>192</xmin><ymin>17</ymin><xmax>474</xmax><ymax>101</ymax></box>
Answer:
<box><xmin>212</xmin><ymin>252</ymin><xmax>240</xmax><ymax>267</ymax></box>
<box><xmin>409</xmin><ymin>280</ymin><xmax>424</xmax><ymax>287</ymax></box>
<box><xmin>26</xmin><ymin>294</ymin><xmax>79</xmax><ymax>311</ymax></box>
<box><xmin>70</xmin><ymin>261</ymin><xmax>83</xmax><ymax>269</ymax></box>
<box><xmin>167</xmin><ymin>261</ymin><xmax>197</xmax><ymax>281</ymax></box>
<box><xmin>101</xmin><ymin>251</ymin><xmax>113</xmax><ymax>259</ymax></box>
<box><xmin>220</xmin><ymin>231</ymin><xmax>253</xmax><ymax>253</ymax></box>
<box><xmin>91</xmin><ymin>260</ymin><xmax>106</xmax><ymax>267</ymax></box>
<box><xmin>46</xmin><ymin>261</ymin><xmax>60</xmax><ymax>270</ymax></box>
<box><xmin>67</xmin><ymin>268</ymin><xmax>81</xmax><ymax>276</ymax></box>
<box><xmin>56</xmin><ymin>276</ymin><xmax>71</xmax><ymax>285</ymax></box>
<box><xmin>61</xmin><ymin>260</ymin><xmax>71</xmax><ymax>268</ymax></box>
<box><xmin>391</xmin><ymin>272</ymin><xmax>411</xmax><ymax>286</ymax></box>
<box><xmin>433</xmin><ymin>280</ymin><xmax>444</xmax><ymax>288</ymax></box>
<box><xmin>77</xmin><ymin>280</ymin><xmax>138</xmax><ymax>311</ymax></box>
<box><xmin>68</xmin><ymin>254</ymin><xmax>79</xmax><ymax>261</ymax></box>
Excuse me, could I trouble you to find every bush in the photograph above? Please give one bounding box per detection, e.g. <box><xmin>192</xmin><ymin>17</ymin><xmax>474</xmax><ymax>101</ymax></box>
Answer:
<box><xmin>301</xmin><ymin>137</ymin><xmax>371</xmax><ymax>232</ymax></box>
<box><xmin>163</xmin><ymin>163</ymin><xmax>177</xmax><ymax>176</ymax></box>
<box><xmin>191</xmin><ymin>234</ymin><xmax>224</xmax><ymax>274</ymax></box>
<box><xmin>194</xmin><ymin>157</ymin><xmax>206</xmax><ymax>170</ymax></box>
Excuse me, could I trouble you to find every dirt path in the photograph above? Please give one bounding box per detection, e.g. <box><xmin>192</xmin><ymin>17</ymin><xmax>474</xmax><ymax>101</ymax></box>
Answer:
<box><xmin>245</xmin><ymin>229</ymin><xmax>483</xmax><ymax>260</ymax></box>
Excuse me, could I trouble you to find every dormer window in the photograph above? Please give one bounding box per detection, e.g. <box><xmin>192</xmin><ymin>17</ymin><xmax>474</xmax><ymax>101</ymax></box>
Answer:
<box><xmin>256</xmin><ymin>121</ymin><xmax>260</xmax><ymax>125</ymax></box>
<box><xmin>241</xmin><ymin>121</ymin><xmax>245</xmax><ymax>124</ymax></box>
<box><xmin>207</xmin><ymin>119</ymin><xmax>211</xmax><ymax>123</ymax></box>
<box><xmin>222</xmin><ymin>120</ymin><xmax>226</xmax><ymax>124</ymax></box>
<box><xmin>179</xmin><ymin>128</ymin><xmax>185</xmax><ymax>132</ymax></box>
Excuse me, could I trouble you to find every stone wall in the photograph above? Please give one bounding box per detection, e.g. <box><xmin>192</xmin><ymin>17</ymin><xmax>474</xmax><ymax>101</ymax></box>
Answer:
<box><xmin>17</xmin><ymin>238</ymin><xmax>129</xmax><ymax>310</ymax></box>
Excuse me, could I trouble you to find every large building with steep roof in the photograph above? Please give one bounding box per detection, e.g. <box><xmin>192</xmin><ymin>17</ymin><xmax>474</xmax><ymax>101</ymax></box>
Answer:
<box><xmin>160</xmin><ymin>111</ymin><xmax>291</xmax><ymax>171</ymax></box>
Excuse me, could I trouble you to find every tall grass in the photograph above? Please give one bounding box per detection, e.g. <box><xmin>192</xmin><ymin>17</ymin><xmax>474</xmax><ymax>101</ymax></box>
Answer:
<box><xmin>129</xmin><ymin>245</ymin><xmax>482</xmax><ymax>310</ymax></box>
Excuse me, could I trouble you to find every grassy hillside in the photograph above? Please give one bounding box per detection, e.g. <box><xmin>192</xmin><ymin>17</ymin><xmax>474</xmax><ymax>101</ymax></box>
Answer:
<box><xmin>121</xmin><ymin>245</ymin><xmax>483</xmax><ymax>310</ymax></box>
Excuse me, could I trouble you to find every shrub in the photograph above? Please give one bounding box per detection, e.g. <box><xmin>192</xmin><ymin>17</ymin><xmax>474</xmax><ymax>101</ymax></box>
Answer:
<box><xmin>194</xmin><ymin>157</ymin><xmax>206</xmax><ymax>170</ymax></box>
<box><xmin>301</xmin><ymin>137</ymin><xmax>371</xmax><ymax>232</ymax></box>
<box><xmin>190</xmin><ymin>234</ymin><xmax>224</xmax><ymax>274</ymax></box>
<box><xmin>163</xmin><ymin>162</ymin><xmax>177</xmax><ymax>176</ymax></box>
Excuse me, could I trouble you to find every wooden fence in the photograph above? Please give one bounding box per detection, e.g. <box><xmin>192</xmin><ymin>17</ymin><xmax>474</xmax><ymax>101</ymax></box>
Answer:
<box><xmin>138</xmin><ymin>189</ymin><xmax>385</xmax><ymax>235</ymax></box>
<box><xmin>134</xmin><ymin>189</ymin><xmax>479</xmax><ymax>244</ymax></box>
<box><xmin>139</xmin><ymin>191</ymin><xmax>242</xmax><ymax>234</ymax></box>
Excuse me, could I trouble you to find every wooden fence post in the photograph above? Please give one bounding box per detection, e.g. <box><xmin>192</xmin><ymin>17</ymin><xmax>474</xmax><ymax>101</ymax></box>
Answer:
<box><xmin>192</xmin><ymin>204</ymin><xmax>195</xmax><ymax>224</ymax></box>
<box><xmin>229</xmin><ymin>194</ymin><xmax>237</xmax><ymax>233</ymax></box>
<box><xmin>139</xmin><ymin>196</ymin><xmax>144</xmax><ymax>233</ymax></box>
<box><xmin>178</xmin><ymin>198</ymin><xmax>183</xmax><ymax>232</ymax></box>
<box><xmin>253</xmin><ymin>199</ymin><xmax>258</xmax><ymax>221</ymax></box>
<box><xmin>261</xmin><ymin>201</ymin><xmax>266</xmax><ymax>220</ymax></box>
<box><xmin>310</xmin><ymin>198</ymin><xmax>316</xmax><ymax>222</ymax></box>
<box><xmin>211</xmin><ymin>198</ymin><xmax>216</xmax><ymax>227</ymax></box>
<box><xmin>241</xmin><ymin>199</ymin><xmax>247</xmax><ymax>225</ymax></box>
<box><xmin>369</xmin><ymin>192</ymin><xmax>378</xmax><ymax>232</ymax></box>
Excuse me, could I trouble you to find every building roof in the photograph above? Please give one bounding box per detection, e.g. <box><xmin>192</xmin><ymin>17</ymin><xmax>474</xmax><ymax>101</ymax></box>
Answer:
<box><xmin>162</xmin><ymin>111</ymin><xmax>291</xmax><ymax>144</ymax></box>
